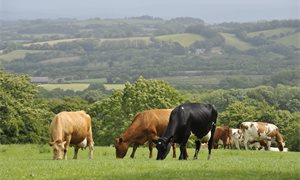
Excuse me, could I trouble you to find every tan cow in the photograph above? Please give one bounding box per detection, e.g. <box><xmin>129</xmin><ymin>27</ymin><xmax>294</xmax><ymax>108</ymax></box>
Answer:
<box><xmin>114</xmin><ymin>109</ymin><xmax>176</xmax><ymax>159</ymax></box>
<box><xmin>49</xmin><ymin>111</ymin><xmax>94</xmax><ymax>160</ymax></box>
<box><xmin>240</xmin><ymin>122</ymin><xmax>285</xmax><ymax>151</ymax></box>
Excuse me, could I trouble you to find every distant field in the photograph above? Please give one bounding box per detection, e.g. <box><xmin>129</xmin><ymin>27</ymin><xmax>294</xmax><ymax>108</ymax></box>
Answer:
<box><xmin>39</xmin><ymin>83</ymin><xmax>90</xmax><ymax>91</ymax></box>
<box><xmin>70</xmin><ymin>78</ymin><xmax>107</xmax><ymax>83</ymax></box>
<box><xmin>0</xmin><ymin>50</ymin><xmax>48</xmax><ymax>61</ymax></box>
<box><xmin>220</xmin><ymin>33</ymin><xmax>253</xmax><ymax>50</ymax></box>
<box><xmin>0</xmin><ymin>145</ymin><xmax>299</xmax><ymax>179</ymax></box>
<box><xmin>23</xmin><ymin>38</ymin><xmax>88</xmax><ymax>47</ymax></box>
<box><xmin>22</xmin><ymin>37</ymin><xmax>151</xmax><ymax>47</ymax></box>
<box><xmin>247</xmin><ymin>28</ymin><xmax>295</xmax><ymax>38</ymax></box>
<box><xmin>39</xmin><ymin>83</ymin><xmax>124</xmax><ymax>91</ymax></box>
<box><xmin>156</xmin><ymin>76</ymin><xmax>220</xmax><ymax>87</ymax></box>
<box><xmin>100</xmin><ymin>37</ymin><xmax>151</xmax><ymax>43</ymax></box>
<box><xmin>156</xmin><ymin>33</ymin><xmax>205</xmax><ymax>47</ymax></box>
<box><xmin>275</xmin><ymin>32</ymin><xmax>300</xmax><ymax>48</ymax></box>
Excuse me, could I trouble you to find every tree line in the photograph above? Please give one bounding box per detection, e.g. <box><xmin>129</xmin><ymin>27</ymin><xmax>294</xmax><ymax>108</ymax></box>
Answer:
<box><xmin>0</xmin><ymin>70</ymin><xmax>299</xmax><ymax>151</ymax></box>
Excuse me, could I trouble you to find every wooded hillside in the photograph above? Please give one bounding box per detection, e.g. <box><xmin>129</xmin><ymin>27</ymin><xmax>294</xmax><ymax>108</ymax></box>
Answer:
<box><xmin>1</xmin><ymin>17</ymin><xmax>299</xmax><ymax>89</ymax></box>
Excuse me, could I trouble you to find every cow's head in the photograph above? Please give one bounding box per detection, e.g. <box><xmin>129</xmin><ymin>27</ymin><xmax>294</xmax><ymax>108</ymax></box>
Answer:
<box><xmin>114</xmin><ymin>137</ymin><xmax>129</xmax><ymax>158</ymax></box>
<box><xmin>49</xmin><ymin>140</ymin><xmax>66</xmax><ymax>160</ymax></box>
<box><xmin>153</xmin><ymin>137</ymin><xmax>172</xmax><ymax>160</ymax></box>
<box><xmin>277</xmin><ymin>139</ymin><xmax>285</xmax><ymax>152</ymax></box>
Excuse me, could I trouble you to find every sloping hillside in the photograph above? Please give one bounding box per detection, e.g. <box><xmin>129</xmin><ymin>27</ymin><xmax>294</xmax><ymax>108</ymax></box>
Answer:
<box><xmin>220</xmin><ymin>33</ymin><xmax>253</xmax><ymax>50</ymax></box>
<box><xmin>156</xmin><ymin>33</ymin><xmax>205</xmax><ymax>47</ymax></box>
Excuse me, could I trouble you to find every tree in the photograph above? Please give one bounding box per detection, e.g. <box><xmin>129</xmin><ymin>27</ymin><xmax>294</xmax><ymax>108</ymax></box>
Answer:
<box><xmin>0</xmin><ymin>70</ymin><xmax>52</xmax><ymax>143</ymax></box>
<box><xmin>88</xmin><ymin>76</ymin><xmax>185</xmax><ymax>145</ymax></box>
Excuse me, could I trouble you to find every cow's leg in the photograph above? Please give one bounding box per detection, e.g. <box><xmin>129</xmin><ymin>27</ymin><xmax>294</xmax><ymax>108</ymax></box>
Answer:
<box><xmin>267</xmin><ymin>139</ymin><xmax>271</xmax><ymax>150</ymax></box>
<box><xmin>179</xmin><ymin>144</ymin><xmax>188</xmax><ymax>160</ymax></box>
<box><xmin>130</xmin><ymin>143</ymin><xmax>138</xmax><ymax>158</ymax></box>
<box><xmin>242</xmin><ymin>133</ymin><xmax>249</xmax><ymax>150</ymax></box>
<box><xmin>223</xmin><ymin>138</ymin><xmax>227</xmax><ymax>149</ymax></box>
<box><xmin>193</xmin><ymin>140</ymin><xmax>201</xmax><ymax>160</ymax></box>
<box><xmin>73</xmin><ymin>146</ymin><xmax>79</xmax><ymax>159</ymax></box>
<box><xmin>213</xmin><ymin>138</ymin><xmax>219</xmax><ymax>149</ymax></box>
<box><xmin>63</xmin><ymin>136</ymin><xmax>71</xmax><ymax>160</ymax></box>
<box><xmin>236</xmin><ymin>142</ymin><xmax>240</xmax><ymax>150</ymax></box>
<box><xmin>148</xmin><ymin>141</ymin><xmax>154</xmax><ymax>159</ymax></box>
<box><xmin>88</xmin><ymin>143</ymin><xmax>94</xmax><ymax>159</ymax></box>
<box><xmin>87</xmin><ymin>127</ymin><xmax>94</xmax><ymax>159</ymax></box>
<box><xmin>172</xmin><ymin>143</ymin><xmax>176</xmax><ymax>158</ymax></box>
<box><xmin>208</xmin><ymin>123</ymin><xmax>216</xmax><ymax>160</ymax></box>
<box><xmin>243</xmin><ymin>138</ymin><xmax>249</xmax><ymax>150</ymax></box>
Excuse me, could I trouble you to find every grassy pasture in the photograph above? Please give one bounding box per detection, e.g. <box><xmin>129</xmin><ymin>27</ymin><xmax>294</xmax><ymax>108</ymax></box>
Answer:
<box><xmin>23</xmin><ymin>38</ymin><xmax>88</xmax><ymax>47</ymax></box>
<box><xmin>0</xmin><ymin>145</ymin><xmax>299</xmax><ymax>179</ymax></box>
<box><xmin>0</xmin><ymin>50</ymin><xmax>48</xmax><ymax>61</ymax></box>
<box><xmin>156</xmin><ymin>33</ymin><xmax>205</xmax><ymax>47</ymax></box>
<box><xmin>39</xmin><ymin>83</ymin><xmax>125</xmax><ymax>91</ymax></box>
<box><xmin>220</xmin><ymin>33</ymin><xmax>253</xmax><ymax>50</ymax></box>
<box><xmin>275</xmin><ymin>32</ymin><xmax>300</xmax><ymax>48</ymax></box>
<box><xmin>39</xmin><ymin>83</ymin><xmax>90</xmax><ymax>91</ymax></box>
<box><xmin>247</xmin><ymin>28</ymin><xmax>295</xmax><ymax>38</ymax></box>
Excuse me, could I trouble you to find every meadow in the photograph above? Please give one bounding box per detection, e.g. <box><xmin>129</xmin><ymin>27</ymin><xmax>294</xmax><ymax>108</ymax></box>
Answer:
<box><xmin>0</xmin><ymin>145</ymin><xmax>299</xmax><ymax>179</ymax></box>
<box><xmin>156</xmin><ymin>33</ymin><xmax>205</xmax><ymax>47</ymax></box>
<box><xmin>39</xmin><ymin>83</ymin><xmax>125</xmax><ymax>91</ymax></box>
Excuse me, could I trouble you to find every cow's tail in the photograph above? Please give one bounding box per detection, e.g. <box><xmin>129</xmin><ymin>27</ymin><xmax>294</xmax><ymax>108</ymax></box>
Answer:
<box><xmin>208</xmin><ymin>105</ymin><xmax>217</xmax><ymax>160</ymax></box>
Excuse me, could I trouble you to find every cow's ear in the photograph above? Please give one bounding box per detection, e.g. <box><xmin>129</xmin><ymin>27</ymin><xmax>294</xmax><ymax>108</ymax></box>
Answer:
<box><xmin>152</xmin><ymin>138</ymin><xmax>158</xmax><ymax>144</ymax></box>
<box><xmin>48</xmin><ymin>142</ymin><xmax>54</xmax><ymax>146</ymax></box>
<box><xmin>167</xmin><ymin>136</ymin><xmax>174</xmax><ymax>143</ymax></box>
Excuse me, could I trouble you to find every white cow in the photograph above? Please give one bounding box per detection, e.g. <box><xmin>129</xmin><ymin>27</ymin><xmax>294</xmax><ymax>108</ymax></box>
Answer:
<box><xmin>231</xmin><ymin>128</ymin><xmax>268</xmax><ymax>150</ymax></box>
<box><xmin>231</xmin><ymin>128</ymin><xmax>244</xmax><ymax>149</ymax></box>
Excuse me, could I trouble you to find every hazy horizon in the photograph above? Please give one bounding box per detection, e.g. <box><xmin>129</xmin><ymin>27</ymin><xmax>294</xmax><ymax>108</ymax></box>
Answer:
<box><xmin>1</xmin><ymin>0</ymin><xmax>299</xmax><ymax>23</ymax></box>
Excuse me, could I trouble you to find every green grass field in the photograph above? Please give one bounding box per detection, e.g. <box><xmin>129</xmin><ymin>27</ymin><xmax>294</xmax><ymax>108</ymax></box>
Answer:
<box><xmin>39</xmin><ymin>83</ymin><xmax>90</xmax><ymax>91</ymax></box>
<box><xmin>156</xmin><ymin>33</ymin><xmax>205</xmax><ymax>47</ymax></box>
<box><xmin>0</xmin><ymin>145</ymin><xmax>299</xmax><ymax>179</ymax></box>
<box><xmin>275</xmin><ymin>32</ymin><xmax>300</xmax><ymax>48</ymax></box>
<box><xmin>0</xmin><ymin>50</ymin><xmax>48</xmax><ymax>61</ymax></box>
<box><xmin>247</xmin><ymin>28</ymin><xmax>295</xmax><ymax>38</ymax></box>
<box><xmin>39</xmin><ymin>83</ymin><xmax>125</xmax><ymax>91</ymax></box>
<box><xmin>23</xmin><ymin>38</ymin><xmax>88</xmax><ymax>47</ymax></box>
<box><xmin>220</xmin><ymin>33</ymin><xmax>253</xmax><ymax>50</ymax></box>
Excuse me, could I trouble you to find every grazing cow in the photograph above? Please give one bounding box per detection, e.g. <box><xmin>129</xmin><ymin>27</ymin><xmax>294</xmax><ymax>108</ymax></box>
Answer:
<box><xmin>213</xmin><ymin>126</ymin><xmax>232</xmax><ymax>149</ymax></box>
<box><xmin>154</xmin><ymin>103</ymin><xmax>218</xmax><ymax>160</ymax></box>
<box><xmin>114</xmin><ymin>109</ymin><xmax>176</xmax><ymax>159</ymax></box>
<box><xmin>231</xmin><ymin>128</ymin><xmax>244</xmax><ymax>149</ymax></box>
<box><xmin>49</xmin><ymin>111</ymin><xmax>94</xmax><ymax>160</ymax></box>
<box><xmin>240</xmin><ymin>122</ymin><xmax>285</xmax><ymax>151</ymax></box>
<box><xmin>231</xmin><ymin>128</ymin><xmax>268</xmax><ymax>150</ymax></box>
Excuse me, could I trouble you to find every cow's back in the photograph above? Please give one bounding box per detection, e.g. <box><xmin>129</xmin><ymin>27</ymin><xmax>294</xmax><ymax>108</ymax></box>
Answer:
<box><xmin>128</xmin><ymin>109</ymin><xmax>172</xmax><ymax>138</ymax></box>
<box><xmin>184</xmin><ymin>103</ymin><xmax>217</xmax><ymax>138</ymax></box>
<box><xmin>50</xmin><ymin>111</ymin><xmax>92</xmax><ymax>144</ymax></box>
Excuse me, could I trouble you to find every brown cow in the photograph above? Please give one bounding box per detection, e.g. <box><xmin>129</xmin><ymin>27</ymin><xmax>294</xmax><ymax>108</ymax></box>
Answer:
<box><xmin>49</xmin><ymin>111</ymin><xmax>94</xmax><ymax>160</ymax></box>
<box><xmin>114</xmin><ymin>109</ymin><xmax>176</xmax><ymax>159</ymax></box>
<box><xmin>213</xmin><ymin>126</ymin><xmax>232</xmax><ymax>149</ymax></box>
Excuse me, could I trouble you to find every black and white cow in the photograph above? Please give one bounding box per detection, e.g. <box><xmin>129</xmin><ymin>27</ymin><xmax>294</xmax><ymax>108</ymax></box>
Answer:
<box><xmin>154</xmin><ymin>103</ymin><xmax>218</xmax><ymax>160</ymax></box>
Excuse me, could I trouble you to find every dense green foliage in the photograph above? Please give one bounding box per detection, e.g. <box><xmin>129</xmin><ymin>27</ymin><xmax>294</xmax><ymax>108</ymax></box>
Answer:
<box><xmin>0</xmin><ymin>145</ymin><xmax>299</xmax><ymax>179</ymax></box>
<box><xmin>0</xmin><ymin>70</ymin><xmax>53</xmax><ymax>143</ymax></box>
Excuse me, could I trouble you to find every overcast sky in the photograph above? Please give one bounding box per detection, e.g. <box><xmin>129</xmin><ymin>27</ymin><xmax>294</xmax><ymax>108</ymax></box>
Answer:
<box><xmin>1</xmin><ymin>0</ymin><xmax>299</xmax><ymax>23</ymax></box>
